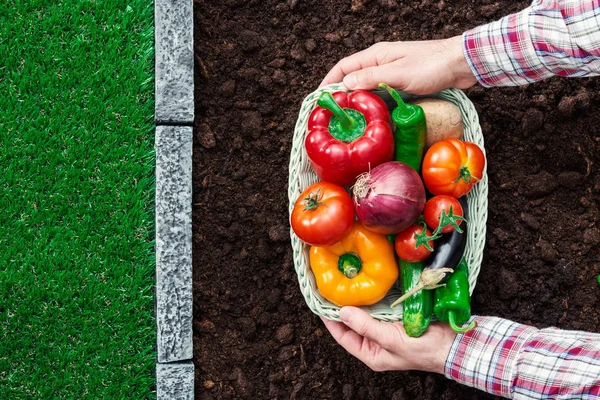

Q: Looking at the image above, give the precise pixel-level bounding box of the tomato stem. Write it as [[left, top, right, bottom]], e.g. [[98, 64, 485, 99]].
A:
[[414, 224, 440, 252], [432, 205, 467, 235], [448, 311, 477, 334], [455, 166, 472, 184], [302, 188, 324, 211]]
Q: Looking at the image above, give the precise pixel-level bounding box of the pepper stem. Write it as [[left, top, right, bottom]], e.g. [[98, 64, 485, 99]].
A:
[[318, 92, 356, 130], [378, 83, 410, 116], [338, 253, 362, 279], [448, 311, 477, 334]]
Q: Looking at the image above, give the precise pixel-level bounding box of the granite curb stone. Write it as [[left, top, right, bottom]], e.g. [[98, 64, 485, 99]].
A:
[[156, 125, 193, 363], [157, 362, 195, 400], [155, 0, 194, 123]]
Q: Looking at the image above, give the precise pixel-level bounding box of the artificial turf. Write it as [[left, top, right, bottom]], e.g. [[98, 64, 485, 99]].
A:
[[0, 1, 155, 397]]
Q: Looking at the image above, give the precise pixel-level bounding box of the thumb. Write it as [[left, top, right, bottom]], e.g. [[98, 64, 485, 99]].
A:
[[343, 64, 401, 90], [340, 306, 404, 350]]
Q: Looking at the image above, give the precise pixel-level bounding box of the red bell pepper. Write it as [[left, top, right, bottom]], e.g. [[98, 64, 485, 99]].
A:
[[305, 91, 395, 187]]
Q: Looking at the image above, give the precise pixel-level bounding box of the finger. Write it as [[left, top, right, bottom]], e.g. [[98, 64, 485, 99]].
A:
[[321, 315, 390, 369], [319, 46, 382, 87], [343, 63, 405, 91], [339, 306, 404, 350]]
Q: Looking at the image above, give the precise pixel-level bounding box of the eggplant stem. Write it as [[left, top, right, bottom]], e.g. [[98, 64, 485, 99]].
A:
[[390, 267, 454, 308]]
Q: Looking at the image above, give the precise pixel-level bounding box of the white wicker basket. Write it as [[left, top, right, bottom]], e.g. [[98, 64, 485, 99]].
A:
[[288, 83, 488, 322]]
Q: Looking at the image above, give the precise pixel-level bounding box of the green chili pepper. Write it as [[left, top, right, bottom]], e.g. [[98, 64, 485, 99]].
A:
[[433, 258, 477, 334], [378, 83, 427, 173]]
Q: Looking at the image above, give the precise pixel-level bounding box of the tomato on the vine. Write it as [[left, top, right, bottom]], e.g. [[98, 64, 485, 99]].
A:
[[422, 138, 485, 198], [424, 195, 464, 234], [291, 182, 354, 246], [394, 224, 435, 262]]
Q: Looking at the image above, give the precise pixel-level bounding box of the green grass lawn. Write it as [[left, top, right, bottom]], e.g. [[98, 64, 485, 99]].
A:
[[0, 1, 155, 397]]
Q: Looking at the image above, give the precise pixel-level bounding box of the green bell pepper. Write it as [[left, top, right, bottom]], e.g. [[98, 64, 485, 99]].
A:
[[378, 83, 427, 173], [433, 258, 477, 334]]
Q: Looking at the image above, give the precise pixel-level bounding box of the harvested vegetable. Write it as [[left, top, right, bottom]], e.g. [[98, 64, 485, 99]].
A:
[[379, 83, 427, 173], [422, 138, 485, 198], [353, 161, 425, 235], [305, 91, 394, 187], [434, 258, 477, 334], [394, 224, 435, 262], [423, 197, 469, 284], [411, 98, 464, 147], [424, 195, 465, 234], [399, 259, 433, 337], [291, 182, 354, 246], [309, 221, 398, 307]]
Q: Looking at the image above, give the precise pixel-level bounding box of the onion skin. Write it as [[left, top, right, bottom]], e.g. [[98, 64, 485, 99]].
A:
[[353, 161, 426, 235]]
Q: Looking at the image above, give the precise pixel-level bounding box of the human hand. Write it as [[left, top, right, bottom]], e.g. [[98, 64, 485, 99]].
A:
[[320, 36, 477, 94], [320, 306, 456, 374]]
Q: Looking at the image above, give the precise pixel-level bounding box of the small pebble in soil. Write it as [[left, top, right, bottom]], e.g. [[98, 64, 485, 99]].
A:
[[272, 69, 287, 85], [240, 111, 262, 139], [558, 95, 577, 117], [305, 38, 316, 53], [537, 240, 559, 263], [522, 171, 558, 198], [194, 319, 216, 333], [287, 0, 298, 9], [558, 171, 584, 189], [268, 58, 286, 68], [290, 46, 305, 61], [275, 323, 295, 345], [574, 89, 591, 110], [324, 32, 341, 42], [520, 212, 540, 231], [203, 380, 215, 390], [521, 108, 544, 134], [231, 367, 254, 397], [278, 345, 297, 361], [196, 122, 216, 149]]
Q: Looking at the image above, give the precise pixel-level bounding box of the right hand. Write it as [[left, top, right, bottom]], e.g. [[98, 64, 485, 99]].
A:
[[321, 306, 457, 374], [320, 36, 477, 95]]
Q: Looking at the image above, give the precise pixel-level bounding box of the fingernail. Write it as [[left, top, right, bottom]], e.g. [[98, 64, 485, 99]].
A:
[[343, 74, 357, 89], [340, 307, 355, 323]]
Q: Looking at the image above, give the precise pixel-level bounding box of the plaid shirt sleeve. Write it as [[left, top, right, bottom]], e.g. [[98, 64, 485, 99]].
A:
[[462, 0, 600, 87], [444, 316, 600, 399]]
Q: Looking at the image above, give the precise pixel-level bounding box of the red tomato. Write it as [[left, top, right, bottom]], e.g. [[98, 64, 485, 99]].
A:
[[291, 182, 354, 246], [424, 195, 464, 233], [394, 225, 434, 262], [422, 138, 485, 198]]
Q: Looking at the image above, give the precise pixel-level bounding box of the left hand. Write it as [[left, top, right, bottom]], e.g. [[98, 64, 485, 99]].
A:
[[320, 306, 456, 373]]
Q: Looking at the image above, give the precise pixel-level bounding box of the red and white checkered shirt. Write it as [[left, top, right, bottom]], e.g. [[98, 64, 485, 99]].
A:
[[462, 0, 600, 87], [445, 316, 600, 399]]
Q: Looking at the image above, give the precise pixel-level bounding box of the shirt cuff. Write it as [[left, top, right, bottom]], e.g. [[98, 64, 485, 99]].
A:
[[461, 7, 553, 87], [444, 316, 538, 398]]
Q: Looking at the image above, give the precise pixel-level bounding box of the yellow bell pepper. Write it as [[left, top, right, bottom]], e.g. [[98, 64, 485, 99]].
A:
[[309, 221, 398, 307]]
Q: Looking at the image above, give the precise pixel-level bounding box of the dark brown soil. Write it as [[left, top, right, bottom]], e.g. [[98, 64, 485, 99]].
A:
[[192, 1, 600, 398]]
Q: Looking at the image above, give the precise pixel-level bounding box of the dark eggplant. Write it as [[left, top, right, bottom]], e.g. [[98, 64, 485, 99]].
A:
[[422, 196, 468, 284]]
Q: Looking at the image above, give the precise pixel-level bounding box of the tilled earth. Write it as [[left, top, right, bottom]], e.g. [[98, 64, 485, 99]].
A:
[[192, 1, 600, 398]]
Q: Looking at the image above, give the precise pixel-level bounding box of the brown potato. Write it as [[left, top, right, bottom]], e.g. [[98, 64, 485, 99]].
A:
[[412, 98, 464, 147]]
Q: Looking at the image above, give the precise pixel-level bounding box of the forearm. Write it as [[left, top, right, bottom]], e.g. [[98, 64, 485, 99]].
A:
[[445, 316, 600, 399], [462, 0, 600, 87]]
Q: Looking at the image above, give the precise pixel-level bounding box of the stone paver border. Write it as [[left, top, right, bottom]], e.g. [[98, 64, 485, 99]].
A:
[[155, 0, 194, 398]]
